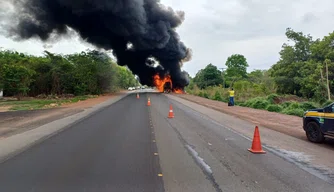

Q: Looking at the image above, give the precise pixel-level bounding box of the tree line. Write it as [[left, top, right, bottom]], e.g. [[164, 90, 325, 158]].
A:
[[0, 50, 139, 99], [188, 28, 334, 104]]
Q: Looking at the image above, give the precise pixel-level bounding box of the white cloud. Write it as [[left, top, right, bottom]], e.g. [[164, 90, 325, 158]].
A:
[[162, 0, 334, 76], [1, 0, 334, 77]]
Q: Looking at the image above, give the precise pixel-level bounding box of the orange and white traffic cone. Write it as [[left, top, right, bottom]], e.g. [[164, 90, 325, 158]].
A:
[[136, 93, 139, 99], [168, 104, 174, 118], [248, 126, 266, 154], [147, 97, 151, 106]]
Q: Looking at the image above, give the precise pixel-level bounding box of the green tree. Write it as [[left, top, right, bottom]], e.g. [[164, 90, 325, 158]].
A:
[[0, 49, 139, 97], [193, 64, 223, 89], [225, 54, 249, 86], [270, 28, 314, 97], [2, 64, 35, 100], [248, 70, 264, 84], [285, 28, 313, 62], [116, 66, 138, 89]]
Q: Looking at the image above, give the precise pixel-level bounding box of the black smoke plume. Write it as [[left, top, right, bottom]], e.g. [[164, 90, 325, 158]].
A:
[[1, 0, 191, 88]]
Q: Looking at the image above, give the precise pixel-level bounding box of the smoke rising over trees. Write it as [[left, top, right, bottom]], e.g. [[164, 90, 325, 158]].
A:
[[0, 0, 191, 88]]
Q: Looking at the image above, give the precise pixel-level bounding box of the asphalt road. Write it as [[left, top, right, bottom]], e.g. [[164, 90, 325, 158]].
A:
[[0, 92, 333, 192], [0, 94, 164, 192]]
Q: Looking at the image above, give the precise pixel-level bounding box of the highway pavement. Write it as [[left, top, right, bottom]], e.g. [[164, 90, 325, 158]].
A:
[[0, 92, 333, 192], [0, 93, 163, 192]]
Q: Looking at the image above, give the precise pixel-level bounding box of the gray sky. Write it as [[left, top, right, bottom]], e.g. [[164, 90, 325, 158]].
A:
[[1, 0, 334, 77]]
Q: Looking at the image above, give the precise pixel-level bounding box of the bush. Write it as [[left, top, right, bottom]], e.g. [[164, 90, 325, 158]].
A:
[[212, 91, 223, 101], [244, 97, 270, 109], [287, 102, 301, 109], [322, 100, 333, 107], [267, 94, 279, 104], [281, 101, 293, 108], [203, 92, 209, 99], [300, 102, 318, 111], [244, 97, 260, 107], [266, 104, 283, 112], [282, 108, 305, 117], [198, 91, 209, 98], [252, 100, 269, 109], [198, 92, 204, 97]]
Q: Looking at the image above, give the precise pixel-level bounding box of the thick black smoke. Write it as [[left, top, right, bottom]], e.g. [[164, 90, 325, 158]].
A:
[[1, 0, 191, 88]]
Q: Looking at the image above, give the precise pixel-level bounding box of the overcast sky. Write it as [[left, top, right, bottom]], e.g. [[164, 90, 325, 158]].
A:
[[1, 0, 334, 77]]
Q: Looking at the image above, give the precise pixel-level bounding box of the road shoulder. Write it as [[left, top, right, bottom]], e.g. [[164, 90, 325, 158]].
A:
[[0, 93, 124, 138]]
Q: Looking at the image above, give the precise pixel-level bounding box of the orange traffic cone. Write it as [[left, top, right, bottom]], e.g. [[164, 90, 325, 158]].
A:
[[248, 126, 266, 154], [147, 97, 151, 106], [168, 104, 174, 118], [136, 93, 139, 99]]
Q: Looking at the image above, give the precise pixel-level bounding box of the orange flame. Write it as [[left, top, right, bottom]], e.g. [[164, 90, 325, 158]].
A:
[[173, 88, 184, 94], [153, 74, 184, 94], [153, 74, 171, 92]]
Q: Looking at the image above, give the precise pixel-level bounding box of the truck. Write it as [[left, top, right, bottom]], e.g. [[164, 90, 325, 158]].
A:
[[163, 82, 172, 93], [303, 102, 334, 143]]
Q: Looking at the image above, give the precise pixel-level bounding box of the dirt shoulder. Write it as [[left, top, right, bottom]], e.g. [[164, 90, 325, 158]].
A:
[[174, 93, 305, 140], [0, 93, 125, 138]]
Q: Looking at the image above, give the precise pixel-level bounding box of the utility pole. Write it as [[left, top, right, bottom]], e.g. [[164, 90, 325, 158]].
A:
[[219, 68, 226, 88]]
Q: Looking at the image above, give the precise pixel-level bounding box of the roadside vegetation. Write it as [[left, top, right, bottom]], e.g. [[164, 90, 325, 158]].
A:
[[0, 95, 97, 111], [186, 28, 334, 117], [0, 49, 139, 110]]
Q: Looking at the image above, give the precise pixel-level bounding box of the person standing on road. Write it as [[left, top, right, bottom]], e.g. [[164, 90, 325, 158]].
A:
[[229, 88, 235, 106]]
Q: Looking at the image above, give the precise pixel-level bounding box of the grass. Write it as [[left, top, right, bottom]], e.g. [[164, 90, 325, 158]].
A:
[[0, 95, 97, 111], [186, 86, 330, 117]]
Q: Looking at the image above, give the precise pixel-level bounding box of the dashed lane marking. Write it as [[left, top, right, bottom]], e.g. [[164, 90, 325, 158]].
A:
[[154, 153, 158, 156], [158, 174, 163, 177]]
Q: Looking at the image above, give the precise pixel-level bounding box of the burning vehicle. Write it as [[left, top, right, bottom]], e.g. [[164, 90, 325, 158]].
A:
[[153, 74, 184, 94], [164, 82, 172, 93]]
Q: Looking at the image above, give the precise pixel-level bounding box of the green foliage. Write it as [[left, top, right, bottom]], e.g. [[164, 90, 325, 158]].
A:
[[116, 66, 138, 89], [322, 100, 333, 107], [284, 102, 302, 111], [198, 91, 204, 97], [266, 104, 283, 112], [300, 102, 318, 111], [267, 94, 279, 104], [203, 92, 209, 99], [0, 95, 94, 111], [0, 49, 138, 97], [270, 28, 334, 100], [282, 108, 305, 117], [225, 54, 249, 85], [281, 101, 293, 108], [212, 91, 223, 101], [1, 64, 35, 100], [193, 64, 223, 89], [248, 97, 270, 109]]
